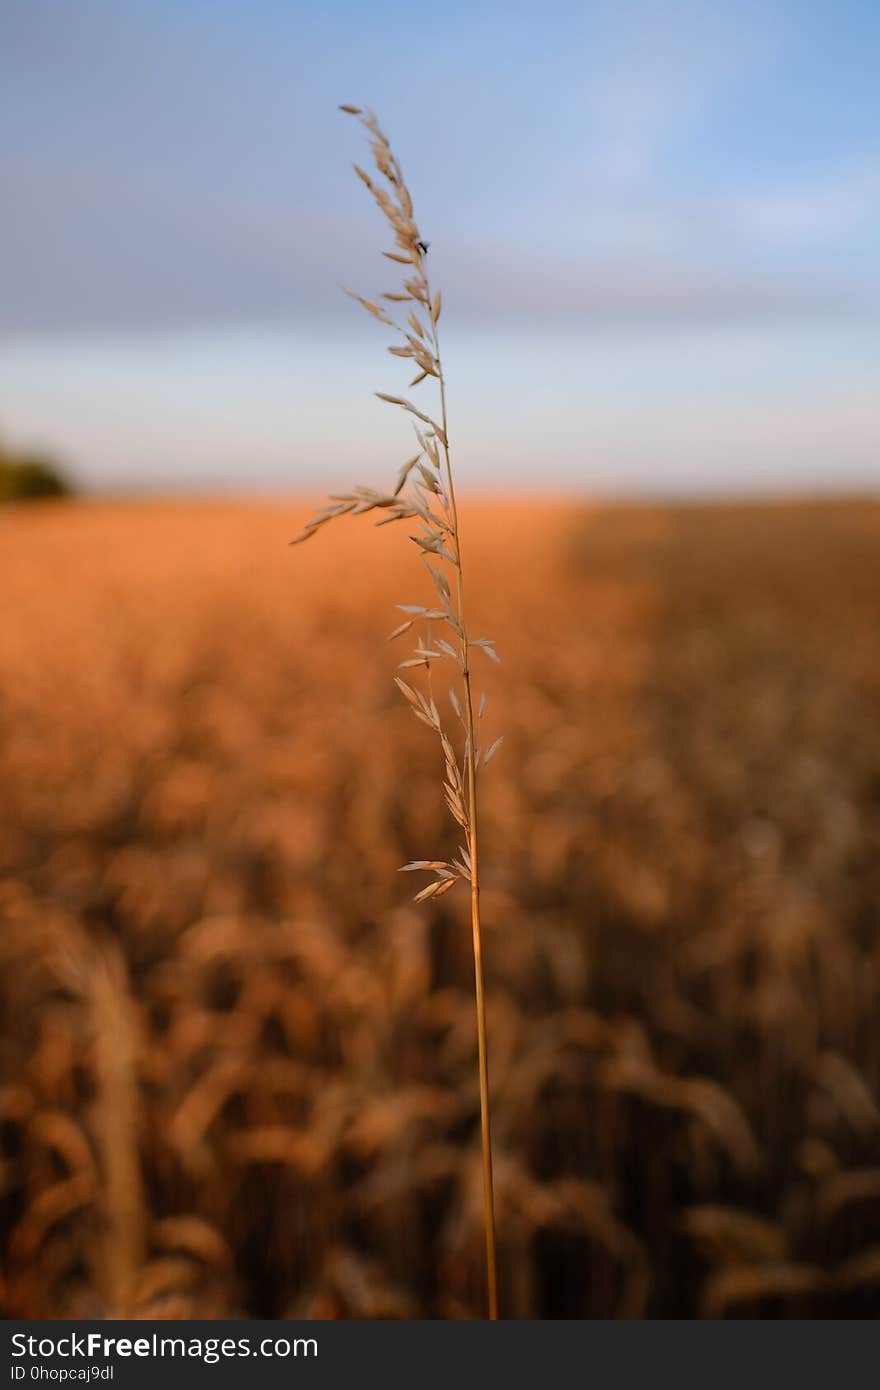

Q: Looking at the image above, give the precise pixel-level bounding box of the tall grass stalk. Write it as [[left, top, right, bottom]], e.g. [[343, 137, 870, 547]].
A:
[[292, 105, 499, 1318]]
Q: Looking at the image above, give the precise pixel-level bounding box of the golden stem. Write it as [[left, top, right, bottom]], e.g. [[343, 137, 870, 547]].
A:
[[428, 295, 498, 1320]]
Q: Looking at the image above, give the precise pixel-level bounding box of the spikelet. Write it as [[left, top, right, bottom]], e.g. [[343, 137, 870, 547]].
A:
[[290, 108, 501, 903]]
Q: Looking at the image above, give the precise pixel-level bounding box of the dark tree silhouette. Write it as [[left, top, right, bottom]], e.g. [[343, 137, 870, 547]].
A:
[[0, 444, 74, 502]]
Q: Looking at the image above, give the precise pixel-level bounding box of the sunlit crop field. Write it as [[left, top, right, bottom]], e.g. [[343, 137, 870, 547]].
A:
[[2, 497, 879, 1318]]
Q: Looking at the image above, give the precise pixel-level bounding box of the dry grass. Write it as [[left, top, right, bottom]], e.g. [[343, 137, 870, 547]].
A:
[[1, 496, 879, 1318], [293, 104, 500, 1315]]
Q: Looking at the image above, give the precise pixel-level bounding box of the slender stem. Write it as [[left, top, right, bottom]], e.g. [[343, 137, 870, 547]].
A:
[[465, 758, 499, 1321], [330, 113, 499, 1316], [427, 300, 498, 1320]]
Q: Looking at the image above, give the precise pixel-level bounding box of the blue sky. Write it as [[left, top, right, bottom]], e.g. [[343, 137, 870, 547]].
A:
[[2, 0, 878, 494]]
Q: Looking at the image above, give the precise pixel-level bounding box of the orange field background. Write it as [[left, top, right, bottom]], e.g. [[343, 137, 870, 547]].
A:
[[2, 496, 880, 1318]]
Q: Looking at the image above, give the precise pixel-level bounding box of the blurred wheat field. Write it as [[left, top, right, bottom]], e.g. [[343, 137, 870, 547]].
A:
[[2, 496, 879, 1319]]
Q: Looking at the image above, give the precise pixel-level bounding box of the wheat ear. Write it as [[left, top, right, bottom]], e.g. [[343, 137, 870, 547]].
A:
[[292, 105, 499, 1319], [89, 946, 146, 1316]]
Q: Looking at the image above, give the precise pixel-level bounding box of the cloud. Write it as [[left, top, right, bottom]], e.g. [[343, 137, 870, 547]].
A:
[[432, 239, 873, 328], [1, 139, 871, 338], [2, 0, 876, 336], [584, 0, 773, 193], [730, 160, 880, 246]]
